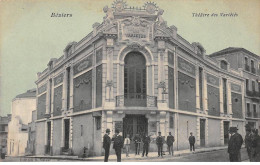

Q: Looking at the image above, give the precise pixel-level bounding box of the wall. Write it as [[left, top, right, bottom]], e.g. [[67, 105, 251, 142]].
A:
[[52, 119, 62, 155], [72, 113, 94, 156], [35, 121, 45, 155], [208, 118, 221, 147], [177, 114, 197, 150]]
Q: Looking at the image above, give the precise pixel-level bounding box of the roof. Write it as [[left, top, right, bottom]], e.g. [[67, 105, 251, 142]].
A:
[[209, 47, 260, 59], [15, 88, 36, 99]]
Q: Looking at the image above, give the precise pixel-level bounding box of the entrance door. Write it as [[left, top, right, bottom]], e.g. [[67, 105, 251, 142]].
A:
[[64, 119, 70, 150], [123, 115, 148, 152], [224, 121, 229, 145], [124, 52, 146, 107], [200, 119, 205, 147], [46, 121, 51, 154]]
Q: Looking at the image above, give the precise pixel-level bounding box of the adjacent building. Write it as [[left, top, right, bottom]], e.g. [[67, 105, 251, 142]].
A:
[[7, 89, 36, 156], [210, 47, 260, 131], [34, 1, 256, 157], [0, 115, 11, 156]]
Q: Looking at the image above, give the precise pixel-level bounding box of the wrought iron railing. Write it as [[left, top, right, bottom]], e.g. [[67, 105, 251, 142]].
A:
[[253, 113, 258, 118], [116, 93, 157, 107], [246, 90, 260, 98]]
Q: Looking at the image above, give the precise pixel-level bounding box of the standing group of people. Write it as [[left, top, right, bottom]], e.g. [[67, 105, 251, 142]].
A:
[[228, 126, 260, 162], [102, 130, 177, 162], [245, 126, 260, 162]]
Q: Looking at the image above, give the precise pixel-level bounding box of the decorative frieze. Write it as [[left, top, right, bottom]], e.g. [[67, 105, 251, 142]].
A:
[[73, 55, 93, 75], [207, 73, 219, 86], [231, 83, 241, 93], [38, 84, 47, 95], [54, 73, 64, 86], [177, 57, 196, 76]]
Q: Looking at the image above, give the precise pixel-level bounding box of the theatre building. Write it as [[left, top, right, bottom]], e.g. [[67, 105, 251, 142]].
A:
[[35, 1, 248, 156]]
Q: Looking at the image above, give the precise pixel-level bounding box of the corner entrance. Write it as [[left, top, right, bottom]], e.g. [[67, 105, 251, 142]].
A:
[[123, 115, 148, 138], [123, 115, 148, 152]]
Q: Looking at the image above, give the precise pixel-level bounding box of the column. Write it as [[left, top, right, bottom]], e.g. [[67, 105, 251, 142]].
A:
[[69, 64, 74, 111], [159, 111, 167, 137], [174, 113, 178, 150], [205, 118, 209, 147], [50, 120, 53, 155], [106, 111, 113, 135], [203, 72, 208, 113], [195, 66, 200, 112], [219, 77, 224, 115], [174, 47, 178, 110], [220, 120, 224, 146], [196, 117, 201, 146], [63, 69, 67, 111], [227, 80, 233, 115], [60, 119, 64, 153], [69, 117, 73, 154]]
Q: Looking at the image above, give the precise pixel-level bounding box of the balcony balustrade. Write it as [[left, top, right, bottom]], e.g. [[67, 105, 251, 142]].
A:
[[116, 93, 157, 107]]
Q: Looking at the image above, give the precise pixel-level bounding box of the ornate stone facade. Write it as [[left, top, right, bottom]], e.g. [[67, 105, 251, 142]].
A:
[[33, 0, 257, 157]]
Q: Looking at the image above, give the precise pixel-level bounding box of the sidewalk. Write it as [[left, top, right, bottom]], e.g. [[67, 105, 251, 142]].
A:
[[25, 145, 228, 161]]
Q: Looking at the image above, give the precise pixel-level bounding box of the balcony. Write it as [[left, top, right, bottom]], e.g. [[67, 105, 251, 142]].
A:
[[245, 65, 250, 72], [253, 113, 258, 118], [116, 93, 157, 107], [246, 90, 260, 98]]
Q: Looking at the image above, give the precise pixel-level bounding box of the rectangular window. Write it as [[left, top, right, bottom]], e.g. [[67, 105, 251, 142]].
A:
[[223, 78, 227, 114], [169, 115, 174, 129], [245, 57, 249, 71], [96, 117, 101, 130], [199, 67, 203, 110], [246, 79, 249, 91], [252, 81, 256, 91], [253, 104, 257, 118], [251, 60, 255, 73], [66, 67, 70, 110], [247, 103, 251, 117]]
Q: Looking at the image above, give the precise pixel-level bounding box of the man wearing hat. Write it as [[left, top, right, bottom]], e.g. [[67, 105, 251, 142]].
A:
[[227, 127, 243, 162], [156, 132, 164, 157], [112, 129, 124, 162], [166, 132, 175, 156], [103, 128, 111, 162]]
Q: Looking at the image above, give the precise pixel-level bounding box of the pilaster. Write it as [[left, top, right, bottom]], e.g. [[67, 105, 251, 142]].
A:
[[159, 111, 167, 137], [69, 63, 74, 111], [195, 66, 200, 112], [203, 72, 208, 113]]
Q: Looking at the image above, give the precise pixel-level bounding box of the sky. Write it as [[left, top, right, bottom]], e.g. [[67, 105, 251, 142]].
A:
[[0, 0, 260, 116]]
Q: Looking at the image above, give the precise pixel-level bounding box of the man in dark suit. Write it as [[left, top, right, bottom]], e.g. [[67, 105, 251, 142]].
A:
[[156, 132, 164, 157], [133, 134, 141, 155], [228, 127, 243, 162], [103, 128, 111, 162], [142, 133, 151, 157], [189, 132, 196, 152], [166, 132, 175, 156], [112, 129, 124, 162]]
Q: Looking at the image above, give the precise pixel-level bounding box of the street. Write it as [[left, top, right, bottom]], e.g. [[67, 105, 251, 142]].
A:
[[1, 148, 249, 162], [134, 148, 249, 162]]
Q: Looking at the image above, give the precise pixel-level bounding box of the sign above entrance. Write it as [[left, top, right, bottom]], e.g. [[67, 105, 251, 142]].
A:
[[120, 16, 153, 43]]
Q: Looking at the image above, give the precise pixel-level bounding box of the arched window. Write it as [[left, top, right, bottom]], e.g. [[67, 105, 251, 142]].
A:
[[124, 52, 146, 107], [220, 60, 228, 70]]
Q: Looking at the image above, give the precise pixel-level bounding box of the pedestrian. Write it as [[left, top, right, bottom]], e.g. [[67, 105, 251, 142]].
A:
[[245, 125, 253, 161], [103, 128, 111, 162], [133, 134, 141, 155], [188, 132, 195, 152], [112, 129, 124, 162], [142, 133, 151, 157], [251, 129, 260, 162], [166, 132, 175, 156], [124, 134, 131, 157], [156, 131, 164, 157], [227, 127, 243, 162]]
